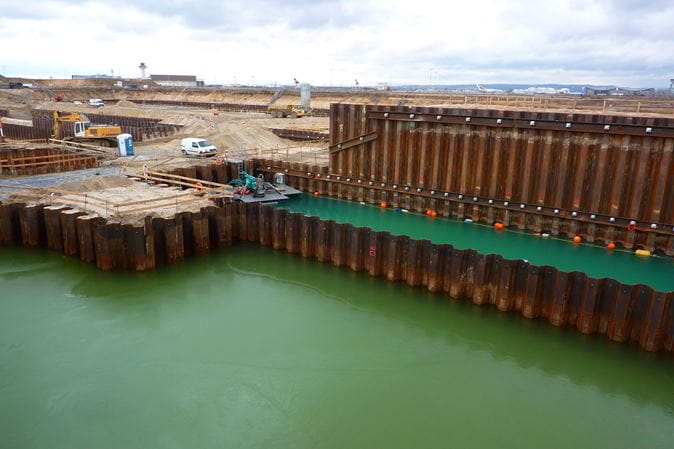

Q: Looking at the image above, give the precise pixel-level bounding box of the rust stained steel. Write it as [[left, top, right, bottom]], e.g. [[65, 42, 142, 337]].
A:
[[328, 132, 377, 154], [0, 147, 98, 175], [269, 128, 329, 141], [327, 104, 674, 239], [367, 110, 674, 138], [113, 99, 268, 113], [1, 198, 672, 353], [1, 123, 52, 142], [254, 159, 674, 255], [101, 99, 331, 117], [30, 110, 183, 142]]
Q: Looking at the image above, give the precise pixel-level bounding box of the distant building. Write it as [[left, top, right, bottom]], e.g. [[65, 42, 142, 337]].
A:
[[584, 86, 656, 97], [71, 74, 120, 80], [512, 87, 572, 95], [150, 74, 203, 87]]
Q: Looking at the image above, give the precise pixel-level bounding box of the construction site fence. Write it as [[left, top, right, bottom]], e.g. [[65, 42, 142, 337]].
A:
[[225, 146, 329, 165], [428, 94, 674, 116], [1, 198, 671, 353]]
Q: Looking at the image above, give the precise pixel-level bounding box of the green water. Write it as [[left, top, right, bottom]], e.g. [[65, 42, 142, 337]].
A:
[[1, 246, 673, 449], [279, 195, 674, 292]]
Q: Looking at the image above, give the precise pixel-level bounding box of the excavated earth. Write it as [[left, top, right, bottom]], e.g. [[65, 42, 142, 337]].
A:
[[8, 175, 216, 226]]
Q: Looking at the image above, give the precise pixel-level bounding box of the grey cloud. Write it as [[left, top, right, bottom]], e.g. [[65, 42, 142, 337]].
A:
[[1, 0, 355, 31], [607, 0, 670, 10], [100, 0, 364, 32], [0, 2, 52, 20], [3, 0, 674, 86]]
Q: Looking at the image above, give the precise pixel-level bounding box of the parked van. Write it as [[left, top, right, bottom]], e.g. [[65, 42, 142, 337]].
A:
[[180, 138, 217, 156], [88, 98, 104, 107]]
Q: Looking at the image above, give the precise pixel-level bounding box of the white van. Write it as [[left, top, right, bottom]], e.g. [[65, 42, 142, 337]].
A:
[[89, 98, 104, 107], [180, 138, 217, 156]]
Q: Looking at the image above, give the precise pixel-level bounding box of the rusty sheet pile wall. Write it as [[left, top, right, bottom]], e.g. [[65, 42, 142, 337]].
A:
[[30, 110, 183, 142], [327, 104, 674, 254], [270, 128, 329, 141], [1, 199, 672, 353], [164, 160, 254, 185], [111, 99, 268, 113], [98, 99, 332, 117], [0, 123, 52, 142], [0, 147, 98, 175], [254, 159, 674, 256]]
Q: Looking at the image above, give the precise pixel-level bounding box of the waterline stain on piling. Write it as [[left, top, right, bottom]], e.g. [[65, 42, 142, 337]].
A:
[[279, 194, 674, 292]]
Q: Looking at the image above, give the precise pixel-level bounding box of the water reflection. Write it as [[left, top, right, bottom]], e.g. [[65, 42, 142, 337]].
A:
[[26, 245, 671, 414], [280, 195, 674, 291]]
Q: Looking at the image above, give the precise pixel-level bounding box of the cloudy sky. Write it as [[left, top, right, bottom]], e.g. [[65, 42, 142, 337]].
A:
[[1, 0, 673, 87]]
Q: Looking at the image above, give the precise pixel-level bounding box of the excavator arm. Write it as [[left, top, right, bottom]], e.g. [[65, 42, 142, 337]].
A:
[[51, 110, 120, 146], [52, 111, 91, 139], [53, 111, 90, 122]]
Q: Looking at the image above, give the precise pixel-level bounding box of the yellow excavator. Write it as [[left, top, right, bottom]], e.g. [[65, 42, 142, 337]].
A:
[[268, 104, 308, 118], [52, 111, 122, 147]]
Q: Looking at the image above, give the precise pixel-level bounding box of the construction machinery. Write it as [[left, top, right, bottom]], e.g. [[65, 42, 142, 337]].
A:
[[268, 104, 309, 118], [228, 171, 301, 203], [52, 111, 121, 147]]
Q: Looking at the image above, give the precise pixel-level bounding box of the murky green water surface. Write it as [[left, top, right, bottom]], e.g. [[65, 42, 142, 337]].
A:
[[1, 246, 673, 449], [279, 195, 674, 291]]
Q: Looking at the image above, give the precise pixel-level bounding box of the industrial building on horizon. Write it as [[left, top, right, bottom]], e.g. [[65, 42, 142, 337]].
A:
[[149, 74, 204, 87], [583, 86, 656, 96], [71, 74, 121, 80]]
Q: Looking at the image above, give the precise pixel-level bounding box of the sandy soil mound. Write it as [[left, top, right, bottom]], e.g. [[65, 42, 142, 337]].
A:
[[56, 175, 136, 192], [10, 175, 218, 225], [114, 99, 138, 108]]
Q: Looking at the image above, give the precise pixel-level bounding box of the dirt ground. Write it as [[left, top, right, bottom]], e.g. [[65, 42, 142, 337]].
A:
[[10, 85, 669, 174], [9, 175, 217, 225], [6, 84, 674, 118], [0, 89, 37, 120], [33, 101, 329, 164]]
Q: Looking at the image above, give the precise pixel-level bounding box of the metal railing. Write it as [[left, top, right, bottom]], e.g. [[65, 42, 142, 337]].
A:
[[225, 143, 329, 165]]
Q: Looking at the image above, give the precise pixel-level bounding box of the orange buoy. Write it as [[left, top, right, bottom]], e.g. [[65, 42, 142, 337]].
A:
[[573, 236, 582, 244], [380, 201, 388, 208], [494, 222, 504, 231], [430, 210, 437, 217], [314, 191, 320, 196], [426, 210, 432, 216], [607, 243, 616, 250]]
